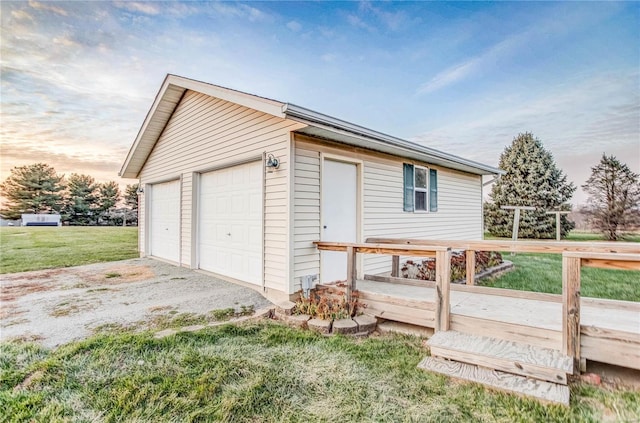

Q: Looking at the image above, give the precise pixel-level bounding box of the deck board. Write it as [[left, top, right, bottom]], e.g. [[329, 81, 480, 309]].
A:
[[418, 356, 570, 405], [356, 279, 640, 334]]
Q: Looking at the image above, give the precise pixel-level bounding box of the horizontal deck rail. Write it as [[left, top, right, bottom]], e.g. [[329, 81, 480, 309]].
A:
[[365, 237, 640, 285], [316, 238, 640, 373]]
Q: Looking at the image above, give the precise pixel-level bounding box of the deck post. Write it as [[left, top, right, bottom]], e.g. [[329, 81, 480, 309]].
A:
[[466, 250, 475, 285], [346, 246, 357, 303], [562, 254, 581, 374], [435, 249, 452, 332], [391, 255, 400, 277]]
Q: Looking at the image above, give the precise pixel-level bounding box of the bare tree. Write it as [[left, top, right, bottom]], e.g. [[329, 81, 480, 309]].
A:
[[581, 154, 640, 240]]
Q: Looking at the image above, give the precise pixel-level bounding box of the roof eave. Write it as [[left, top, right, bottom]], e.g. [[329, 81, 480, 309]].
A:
[[283, 103, 503, 176]]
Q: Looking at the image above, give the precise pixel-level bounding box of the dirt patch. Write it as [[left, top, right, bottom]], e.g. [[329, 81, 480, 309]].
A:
[[148, 305, 174, 313], [1, 268, 65, 282], [14, 370, 44, 392], [1, 281, 57, 302], [77, 265, 155, 285], [1, 258, 274, 347], [50, 298, 100, 317], [0, 302, 24, 320]]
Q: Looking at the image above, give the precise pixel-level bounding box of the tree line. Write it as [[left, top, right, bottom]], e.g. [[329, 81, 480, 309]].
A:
[[484, 133, 639, 241], [0, 163, 139, 226]]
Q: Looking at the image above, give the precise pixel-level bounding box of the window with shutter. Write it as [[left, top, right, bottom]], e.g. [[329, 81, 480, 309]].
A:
[[403, 164, 438, 213]]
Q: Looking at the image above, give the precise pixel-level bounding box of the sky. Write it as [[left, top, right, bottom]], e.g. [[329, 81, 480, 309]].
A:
[[1, 1, 638, 206]]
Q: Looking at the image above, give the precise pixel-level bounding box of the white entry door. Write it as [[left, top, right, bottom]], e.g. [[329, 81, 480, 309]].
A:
[[198, 161, 262, 285], [149, 180, 180, 263], [321, 159, 358, 283]]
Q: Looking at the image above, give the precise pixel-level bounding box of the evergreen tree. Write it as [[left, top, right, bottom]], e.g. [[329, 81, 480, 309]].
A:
[[64, 174, 97, 225], [122, 183, 139, 226], [485, 133, 576, 238], [96, 181, 121, 224], [0, 163, 65, 219], [581, 154, 640, 240], [124, 183, 139, 210]]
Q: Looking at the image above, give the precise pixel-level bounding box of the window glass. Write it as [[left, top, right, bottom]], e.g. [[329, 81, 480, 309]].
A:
[[415, 191, 427, 211], [415, 167, 427, 189]]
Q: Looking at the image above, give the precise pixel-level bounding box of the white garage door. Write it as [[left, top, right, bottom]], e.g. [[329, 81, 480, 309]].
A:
[[149, 180, 180, 263], [199, 161, 262, 285]]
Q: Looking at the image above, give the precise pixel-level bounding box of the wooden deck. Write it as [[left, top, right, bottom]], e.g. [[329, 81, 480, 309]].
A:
[[314, 239, 639, 403], [352, 279, 640, 369]]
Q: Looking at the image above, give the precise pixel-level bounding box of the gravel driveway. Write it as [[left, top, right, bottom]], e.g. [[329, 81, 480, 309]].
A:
[[1, 258, 273, 348]]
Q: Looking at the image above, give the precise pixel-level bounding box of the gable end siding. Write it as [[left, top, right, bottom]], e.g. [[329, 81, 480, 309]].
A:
[[139, 90, 305, 294]]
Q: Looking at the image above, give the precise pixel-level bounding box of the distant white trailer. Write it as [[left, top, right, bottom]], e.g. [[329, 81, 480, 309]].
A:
[[21, 214, 62, 227]]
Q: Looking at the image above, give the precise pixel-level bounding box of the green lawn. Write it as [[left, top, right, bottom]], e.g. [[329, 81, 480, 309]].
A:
[[480, 231, 639, 302], [484, 230, 640, 243], [0, 227, 138, 274], [2, 322, 638, 423], [482, 253, 640, 302]]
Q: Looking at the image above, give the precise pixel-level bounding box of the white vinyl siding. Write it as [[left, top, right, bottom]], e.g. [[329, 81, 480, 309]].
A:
[[363, 160, 482, 275], [292, 147, 321, 292], [292, 135, 483, 282], [139, 90, 305, 294]]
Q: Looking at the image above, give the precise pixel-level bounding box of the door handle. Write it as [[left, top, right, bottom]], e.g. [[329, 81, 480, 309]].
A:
[[323, 225, 327, 229], [227, 233, 231, 236]]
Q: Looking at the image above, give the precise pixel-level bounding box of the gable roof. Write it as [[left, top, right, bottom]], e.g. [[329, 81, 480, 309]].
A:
[[120, 74, 502, 178]]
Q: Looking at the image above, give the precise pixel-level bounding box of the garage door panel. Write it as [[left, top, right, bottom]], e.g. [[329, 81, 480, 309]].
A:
[[199, 161, 262, 285], [150, 180, 180, 263]]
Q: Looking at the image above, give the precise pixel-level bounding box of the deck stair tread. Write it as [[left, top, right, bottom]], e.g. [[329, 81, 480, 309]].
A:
[[427, 330, 573, 384], [418, 356, 570, 405], [427, 331, 574, 382]]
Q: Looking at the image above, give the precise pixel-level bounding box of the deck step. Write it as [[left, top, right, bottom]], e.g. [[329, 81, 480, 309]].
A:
[[427, 331, 574, 384], [418, 356, 570, 406]]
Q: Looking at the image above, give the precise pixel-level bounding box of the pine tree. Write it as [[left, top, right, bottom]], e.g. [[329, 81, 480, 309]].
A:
[[581, 154, 640, 240], [64, 174, 97, 225], [124, 183, 139, 210], [0, 163, 65, 220], [95, 181, 121, 224], [485, 133, 576, 238]]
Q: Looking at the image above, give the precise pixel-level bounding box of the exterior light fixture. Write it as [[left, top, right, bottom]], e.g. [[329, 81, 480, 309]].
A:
[[137, 185, 144, 194], [266, 153, 280, 170]]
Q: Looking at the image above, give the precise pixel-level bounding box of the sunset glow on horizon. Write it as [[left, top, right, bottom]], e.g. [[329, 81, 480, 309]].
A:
[[1, 1, 638, 205]]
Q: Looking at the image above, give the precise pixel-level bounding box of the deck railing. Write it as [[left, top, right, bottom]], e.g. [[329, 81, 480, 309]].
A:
[[314, 239, 640, 373]]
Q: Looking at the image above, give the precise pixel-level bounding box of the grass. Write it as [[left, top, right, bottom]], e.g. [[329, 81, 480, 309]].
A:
[[479, 230, 639, 301], [482, 253, 640, 302], [2, 322, 639, 423], [0, 227, 138, 274], [484, 230, 640, 243]]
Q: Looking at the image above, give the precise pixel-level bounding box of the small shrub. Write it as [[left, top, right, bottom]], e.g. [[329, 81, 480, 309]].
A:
[[294, 288, 362, 320], [401, 251, 503, 282]]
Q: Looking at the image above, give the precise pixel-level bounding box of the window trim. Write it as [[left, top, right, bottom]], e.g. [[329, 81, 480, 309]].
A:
[[403, 163, 437, 213], [413, 166, 428, 212]]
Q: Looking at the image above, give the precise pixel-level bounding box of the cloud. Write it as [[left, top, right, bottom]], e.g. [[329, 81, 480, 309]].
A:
[[416, 33, 524, 95], [114, 1, 160, 15], [347, 14, 374, 32], [209, 2, 268, 22], [411, 70, 640, 204], [416, 4, 622, 95], [11, 9, 33, 21], [28, 0, 67, 16], [359, 1, 407, 31], [287, 20, 302, 32]]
